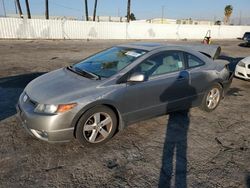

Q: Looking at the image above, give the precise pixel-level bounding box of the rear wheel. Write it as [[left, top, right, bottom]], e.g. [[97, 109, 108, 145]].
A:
[[201, 84, 222, 112], [76, 106, 117, 146]]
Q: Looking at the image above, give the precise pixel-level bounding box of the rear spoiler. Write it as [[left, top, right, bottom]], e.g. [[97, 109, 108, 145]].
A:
[[184, 44, 221, 60]]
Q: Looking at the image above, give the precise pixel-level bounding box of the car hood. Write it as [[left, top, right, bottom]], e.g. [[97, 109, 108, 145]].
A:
[[25, 68, 102, 104]]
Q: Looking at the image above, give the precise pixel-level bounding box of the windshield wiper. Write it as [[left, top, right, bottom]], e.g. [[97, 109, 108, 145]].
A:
[[67, 66, 101, 80]]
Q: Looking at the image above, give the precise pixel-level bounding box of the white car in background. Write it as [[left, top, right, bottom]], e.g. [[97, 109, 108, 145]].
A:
[[235, 57, 250, 80]]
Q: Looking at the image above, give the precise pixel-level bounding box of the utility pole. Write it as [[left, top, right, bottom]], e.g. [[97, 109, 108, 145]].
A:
[[1, 0, 6, 17], [14, 0, 18, 14], [93, 0, 97, 21], [45, 0, 49, 19], [127, 0, 131, 22], [117, 7, 120, 17], [239, 11, 242, 25], [84, 0, 88, 21], [25, 0, 31, 19], [16, 0, 23, 18], [161, 5, 165, 24]]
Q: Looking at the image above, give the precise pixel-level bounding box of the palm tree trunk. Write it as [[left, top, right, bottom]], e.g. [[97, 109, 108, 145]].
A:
[[16, 0, 23, 18], [93, 0, 98, 21], [127, 0, 131, 22], [25, 0, 31, 19], [84, 0, 89, 21], [45, 0, 49, 19]]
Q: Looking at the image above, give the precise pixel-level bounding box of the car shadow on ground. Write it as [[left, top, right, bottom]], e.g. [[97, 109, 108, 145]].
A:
[[226, 87, 244, 96], [218, 55, 244, 72], [238, 43, 250, 48], [0, 72, 46, 121]]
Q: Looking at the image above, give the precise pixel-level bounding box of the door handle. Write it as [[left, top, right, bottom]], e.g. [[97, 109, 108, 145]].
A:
[[177, 75, 187, 81], [177, 71, 189, 81]]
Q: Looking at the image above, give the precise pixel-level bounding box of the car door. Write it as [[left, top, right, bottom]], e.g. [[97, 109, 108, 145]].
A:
[[121, 51, 196, 123], [184, 52, 210, 105]]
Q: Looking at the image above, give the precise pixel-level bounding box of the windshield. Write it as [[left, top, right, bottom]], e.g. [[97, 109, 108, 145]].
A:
[[243, 33, 250, 38], [73, 47, 147, 78]]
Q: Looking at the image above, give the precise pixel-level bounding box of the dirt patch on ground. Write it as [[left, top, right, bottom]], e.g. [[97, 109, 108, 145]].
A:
[[0, 39, 250, 187]]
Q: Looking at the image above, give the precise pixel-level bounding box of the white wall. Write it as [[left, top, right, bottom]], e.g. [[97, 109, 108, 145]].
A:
[[0, 18, 249, 40]]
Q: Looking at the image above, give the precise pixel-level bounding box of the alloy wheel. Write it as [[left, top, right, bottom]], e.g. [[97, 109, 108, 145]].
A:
[[83, 112, 113, 143], [206, 88, 220, 109]]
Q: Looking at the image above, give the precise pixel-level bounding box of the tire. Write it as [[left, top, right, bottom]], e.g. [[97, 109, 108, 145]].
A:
[[200, 84, 223, 112], [76, 105, 117, 146]]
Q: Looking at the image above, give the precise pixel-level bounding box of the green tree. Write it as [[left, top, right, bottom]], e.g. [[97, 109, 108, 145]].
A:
[[224, 5, 233, 24], [130, 13, 136, 20]]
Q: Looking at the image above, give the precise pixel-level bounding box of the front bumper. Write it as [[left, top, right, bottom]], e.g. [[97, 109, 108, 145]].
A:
[[16, 99, 75, 143]]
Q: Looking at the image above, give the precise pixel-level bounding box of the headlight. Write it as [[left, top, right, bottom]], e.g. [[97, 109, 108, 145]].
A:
[[34, 103, 77, 114], [35, 104, 58, 114], [238, 61, 245, 68]]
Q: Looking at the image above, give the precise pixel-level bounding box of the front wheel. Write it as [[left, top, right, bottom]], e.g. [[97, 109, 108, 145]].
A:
[[76, 106, 117, 146], [200, 84, 222, 112]]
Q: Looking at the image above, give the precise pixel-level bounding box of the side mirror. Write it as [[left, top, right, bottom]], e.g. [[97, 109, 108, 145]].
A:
[[127, 73, 147, 83]]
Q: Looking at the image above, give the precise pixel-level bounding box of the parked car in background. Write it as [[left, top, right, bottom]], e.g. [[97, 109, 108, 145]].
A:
[[235, 56, 250, 80], [242, 32, 250, 45], [16, 43, 233, 146]]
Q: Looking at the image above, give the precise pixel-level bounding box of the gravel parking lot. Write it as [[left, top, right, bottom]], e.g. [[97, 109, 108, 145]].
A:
[[0, 39, 250, 188]]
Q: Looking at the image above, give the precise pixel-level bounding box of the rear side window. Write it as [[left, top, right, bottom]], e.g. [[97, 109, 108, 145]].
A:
[[132, 51, 184, 78], [186, 54, 205, 68]]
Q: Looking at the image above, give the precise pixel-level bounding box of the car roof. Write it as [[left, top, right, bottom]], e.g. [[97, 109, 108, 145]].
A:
[[118, 42, 221, 59], [117, 42, 165, 51]]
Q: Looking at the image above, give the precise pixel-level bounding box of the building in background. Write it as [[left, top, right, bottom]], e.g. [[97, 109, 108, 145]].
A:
[[88, 16, 127, 22], [176, 18, 214, 25], [133, 18, 215, 25]]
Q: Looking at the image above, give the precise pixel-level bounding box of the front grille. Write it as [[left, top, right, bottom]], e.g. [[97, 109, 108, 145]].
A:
[[248, 64, 250, 69]]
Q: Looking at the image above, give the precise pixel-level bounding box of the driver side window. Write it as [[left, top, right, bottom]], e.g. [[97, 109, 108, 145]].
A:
[[133, 51, 184, 78]]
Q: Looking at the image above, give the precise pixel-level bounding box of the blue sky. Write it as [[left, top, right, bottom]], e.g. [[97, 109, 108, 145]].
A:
[[1, 0, 249, 21]]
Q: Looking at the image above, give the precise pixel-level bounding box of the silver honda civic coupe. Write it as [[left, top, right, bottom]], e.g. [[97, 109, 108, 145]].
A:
[[16, 43, 233, 146]]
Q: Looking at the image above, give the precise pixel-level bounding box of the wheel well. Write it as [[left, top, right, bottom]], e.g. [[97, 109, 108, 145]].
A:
[[217, 82, 224, 97], [102, 104, 120, 134], [73, 104, 120, 138], [218, 82, 223, 89]]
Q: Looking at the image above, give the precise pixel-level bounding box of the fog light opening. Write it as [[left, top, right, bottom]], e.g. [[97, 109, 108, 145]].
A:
[[30, 129, 48, 141]]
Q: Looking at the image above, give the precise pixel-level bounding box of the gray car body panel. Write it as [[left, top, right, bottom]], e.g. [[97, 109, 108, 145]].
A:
[[17, 43, 232, 142]]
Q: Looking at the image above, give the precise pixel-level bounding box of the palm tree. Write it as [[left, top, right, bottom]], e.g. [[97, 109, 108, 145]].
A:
[[25, 0, 31, 19], [84, 0, 89, 21], [93, 0, 98, 21], [127, 0, 131, 22], [224, 5, 233, 24], [45, 0, 49, 19], [16, 0, 23, 18]]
